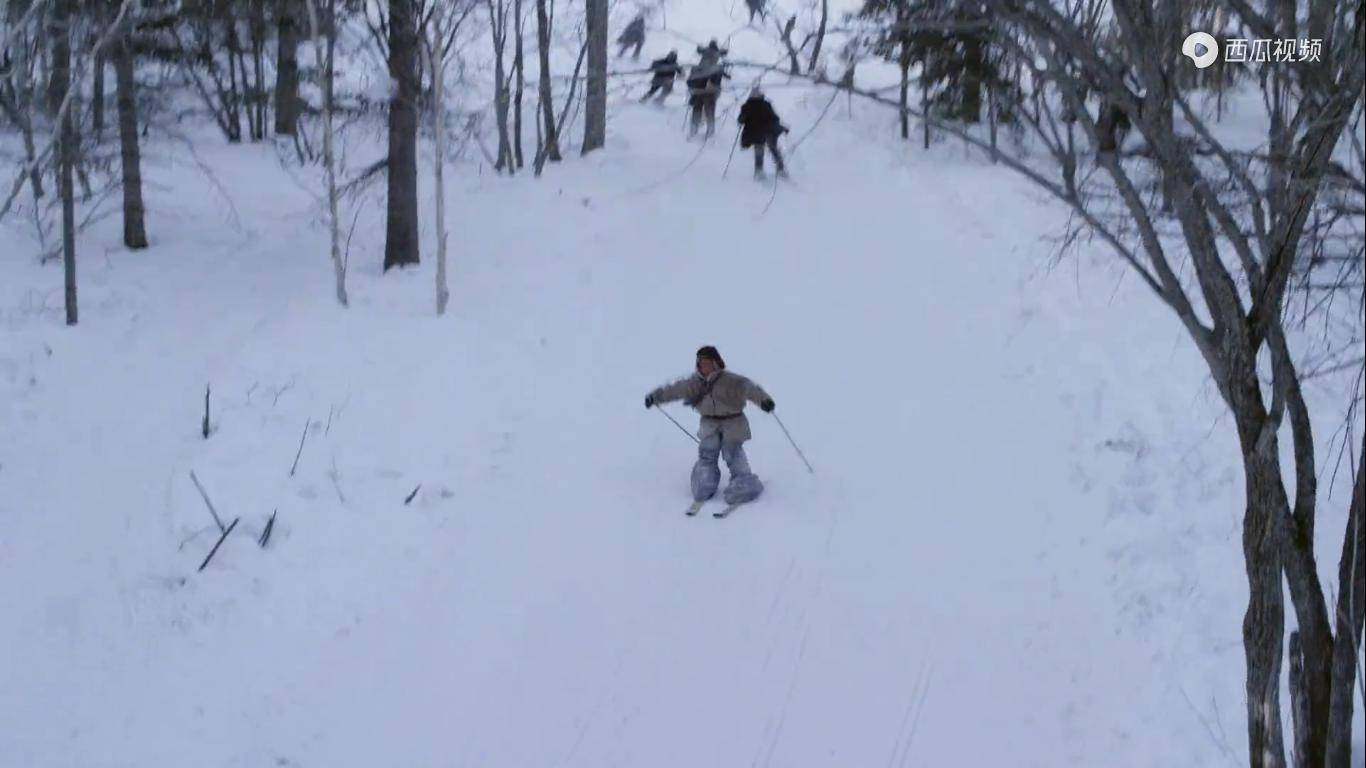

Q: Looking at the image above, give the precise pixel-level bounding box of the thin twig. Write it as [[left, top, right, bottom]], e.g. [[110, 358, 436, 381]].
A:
[[188, 471, 227, 532], [258, 509, 276, 548], [198, 517, 240, 572], [289, 420, 309, 476]]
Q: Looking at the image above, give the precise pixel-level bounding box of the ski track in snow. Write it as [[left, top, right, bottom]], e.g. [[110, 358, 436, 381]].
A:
[[3, 4, 1363, 766]]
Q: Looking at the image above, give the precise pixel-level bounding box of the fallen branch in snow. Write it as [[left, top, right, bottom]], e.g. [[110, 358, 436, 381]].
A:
[[269, 379, 296, 407], [201, 385, 212, 439], [188, 471, 227, 532], [197, 517, 240, 572], [404, 485, 422, 505], [289, 420, 309, 477], [328, 457, 346, 504], [258, 509, 277, 548]]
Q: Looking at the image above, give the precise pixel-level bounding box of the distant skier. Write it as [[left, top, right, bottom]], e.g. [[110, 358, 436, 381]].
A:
[[640, 50, 684, 103], [618, 14, 646, 59], [644, 346, 774, 506], [745, 0, 766, 23], [687, 41, 730, 138], [738, 86, 788, 179], [696, 39, 728, 68]]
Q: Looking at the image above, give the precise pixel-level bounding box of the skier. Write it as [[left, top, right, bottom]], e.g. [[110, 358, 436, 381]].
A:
[[640, 50, 684, 103], [686, 42, 730, 138], [745, 0, 766, 23], [696, 38, 728, 68], [738, 86, 789, 179], [617, 14, 646, 59], [644, 346, 775, 506]]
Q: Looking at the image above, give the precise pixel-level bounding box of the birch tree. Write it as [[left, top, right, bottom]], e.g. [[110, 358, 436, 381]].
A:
[[301, 0, 347, 305]]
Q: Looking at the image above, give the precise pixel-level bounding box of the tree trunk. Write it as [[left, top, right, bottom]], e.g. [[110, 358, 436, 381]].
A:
[[224, 20, 246, 143], [807, 0, 827, 75], [1238, 410, 1289, 768], [898, 48, 909, 141], [1, 69, 44, 199], [249, 0, 269, 139], [581, 0, 606, 154], [1289, 631, 1311, 768], [1325, 435, 1365, 767], [92, 53, 105, 138], [114, 32, 148, 250], [920, 59, 929, 150], [51, 0, 77, 324], [490, 0, 512, 171], [779, 16, 799, 76], [513, 0, 525, 168], [534, 0, 560, 162], [384, 0, 420, 270], [422, 28, 450, 315], [961, 32, 983, 123], [302, 0, 347, 305], [275, 0, 301, 135]]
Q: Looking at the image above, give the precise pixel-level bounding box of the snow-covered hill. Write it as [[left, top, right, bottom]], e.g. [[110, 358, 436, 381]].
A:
[[2, 2, 1361, 766]]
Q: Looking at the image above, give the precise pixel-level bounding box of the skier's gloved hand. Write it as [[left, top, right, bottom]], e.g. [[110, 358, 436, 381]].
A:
[[760, 398, 775, 412], [644, 394, 655, 409]]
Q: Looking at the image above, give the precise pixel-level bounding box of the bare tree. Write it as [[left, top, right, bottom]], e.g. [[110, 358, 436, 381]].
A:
[[487, 0, 513, 171], [1, 8, 45, 202], [581, 0, 605, 153], [979, 2, 1365, 764], [245, 0, 269, 139], [385, 0, 420, 269], [301, 0, 347, 304], [775, 14, 802, 75], [113, 12, 146, 249], [533, 0, 560, 162], [420, 0, 474, 313], [512, 0, 525, 168], [51, 0, 77, 324], [763, 0, 1364, 762], [275, 0, 301, 135], [807, 0, 828, 75]]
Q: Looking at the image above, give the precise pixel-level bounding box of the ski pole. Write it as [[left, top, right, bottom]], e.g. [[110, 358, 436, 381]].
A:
[[722, 127, 741, 178], [770, 412, 814, 474], [654, 405, 700, 444]]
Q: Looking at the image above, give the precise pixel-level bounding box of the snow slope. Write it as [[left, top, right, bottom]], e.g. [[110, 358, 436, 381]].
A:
[[2, 3, 1362, 766]]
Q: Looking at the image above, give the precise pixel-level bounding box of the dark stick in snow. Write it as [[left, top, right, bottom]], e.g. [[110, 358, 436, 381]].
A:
[[404, 485, 422, 505], [328, 458, 346, 504], [258, 509, 276, 548], [198, 517, 240, 572], [202, 385, 211, 438], [189, 471, 227, 531], [289, 420, 309, 476]]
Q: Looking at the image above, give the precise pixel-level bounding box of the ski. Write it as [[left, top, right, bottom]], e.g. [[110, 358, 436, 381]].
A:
[[685, 500, 706, 516], [713, 503, 745, 519]]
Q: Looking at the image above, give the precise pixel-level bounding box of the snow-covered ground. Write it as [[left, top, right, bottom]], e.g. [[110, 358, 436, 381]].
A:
[[2, 2, 1362, 766]]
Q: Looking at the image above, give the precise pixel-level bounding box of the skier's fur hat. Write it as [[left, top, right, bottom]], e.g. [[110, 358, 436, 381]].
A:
[[696, 346, 726, 369]]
